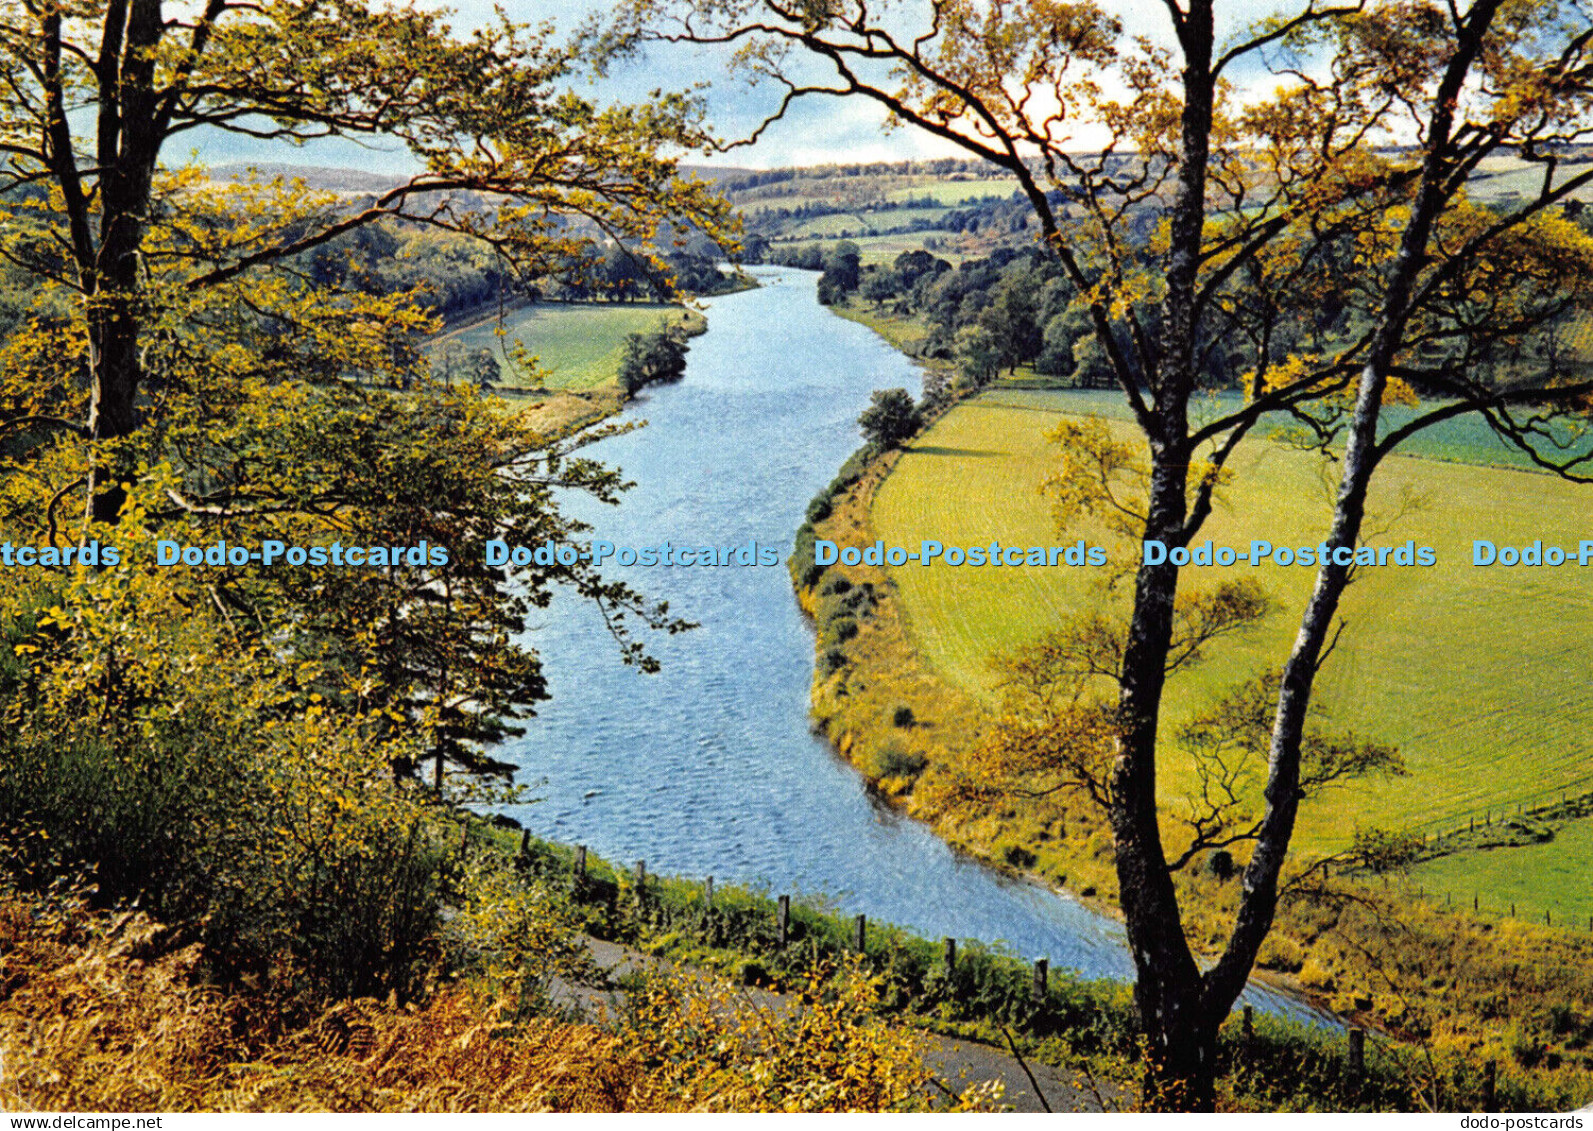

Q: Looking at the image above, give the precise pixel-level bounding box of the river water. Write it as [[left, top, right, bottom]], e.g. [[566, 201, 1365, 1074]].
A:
[[499, 267, 1322, 1021]]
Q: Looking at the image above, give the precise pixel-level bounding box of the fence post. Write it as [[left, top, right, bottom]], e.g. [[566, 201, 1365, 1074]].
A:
[[854, 914, 867, 952], [1482, 1059, 1497, 1113], [777, 895, 790, 947], [943, 937, 957, 971], [1347, 1026, 1365, 1083], [1242, 1005, 1254, 1055], [518, 829, 530, 861], [704, 874, 713, 910], [634, 859, 646, 910], [1032, 958, 1049, 1000]]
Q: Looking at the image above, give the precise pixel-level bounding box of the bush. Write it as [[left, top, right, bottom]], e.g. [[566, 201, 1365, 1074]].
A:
[[871, 742, 928, 779], [791, 524, 825, 589], [857, 388, 922, 450], [1207, 849, 1236, 881], [0, 585, 455, 1000], [821, 615, 859, 647], [617, 323, 689, 396], [1002, 843, 1037, 869]]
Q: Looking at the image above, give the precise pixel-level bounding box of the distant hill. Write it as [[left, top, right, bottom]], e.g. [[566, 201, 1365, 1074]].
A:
[[208, 163, 408, 193]]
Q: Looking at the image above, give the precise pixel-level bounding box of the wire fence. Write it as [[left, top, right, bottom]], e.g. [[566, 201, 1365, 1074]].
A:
[[1400, 772, 1593, 842], [1362, 775, 1593, 930]]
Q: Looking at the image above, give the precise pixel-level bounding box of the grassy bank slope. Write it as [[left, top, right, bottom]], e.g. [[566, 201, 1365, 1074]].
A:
[[870, 388, 1593, 919], [433, 302, 703, 390]]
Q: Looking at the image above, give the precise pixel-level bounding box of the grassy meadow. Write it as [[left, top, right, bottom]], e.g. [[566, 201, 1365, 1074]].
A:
[[431, 301, 699, 390], [883, 178, 1021, 205], [870, 388, 1593, 919]]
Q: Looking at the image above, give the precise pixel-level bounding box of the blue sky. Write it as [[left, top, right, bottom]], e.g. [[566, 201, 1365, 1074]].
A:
[[195, 0, 1293, 173]]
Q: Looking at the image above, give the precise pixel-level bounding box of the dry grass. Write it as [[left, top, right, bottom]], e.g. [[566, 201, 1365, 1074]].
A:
[[0, 891, 638, 1112], [0, 887, 965, 1113]]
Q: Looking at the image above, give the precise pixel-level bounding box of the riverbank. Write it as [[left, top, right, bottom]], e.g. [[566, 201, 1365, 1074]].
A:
[[787, 368, 1593, 1108], [467, 300, 713, 437], [493, 267, 1141, 987], [500, 828, 1436, 1111]]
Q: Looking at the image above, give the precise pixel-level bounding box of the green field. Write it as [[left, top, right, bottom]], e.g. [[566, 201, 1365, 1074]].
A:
[[769, 210, 953, 240], [1406, 818, 1593, 926], [431, 301, 694, 389], [883, 178, 1021, 205], [829, 303, 936, 354], [771, 232, 970, 266], [871, 388, 1593, 862]]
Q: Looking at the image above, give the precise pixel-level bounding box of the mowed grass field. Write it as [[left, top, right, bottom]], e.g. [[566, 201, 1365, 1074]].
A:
[[432, 302, 693, 390], [883, 178, 1021, 205], [872, 389, 1593, 873], [1406, 817, 1593, 926]]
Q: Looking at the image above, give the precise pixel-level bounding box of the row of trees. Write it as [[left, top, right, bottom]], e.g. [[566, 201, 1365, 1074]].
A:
[[613, 0, 1593, 1108], [302, 222, 737, 313]]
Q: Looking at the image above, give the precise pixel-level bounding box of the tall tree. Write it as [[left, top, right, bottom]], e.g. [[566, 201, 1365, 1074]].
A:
[[0, 0, 732, 786], [613, 0, 1593, 1107], [0, 0, 728, 520]]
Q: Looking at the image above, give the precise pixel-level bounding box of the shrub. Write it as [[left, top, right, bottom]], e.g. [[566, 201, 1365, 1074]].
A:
[[1002, 843, 1037, 869], [823, 615, 859, 645], [871, 742, 928, 779], [857, 388, 922, 450], [0, 586, 456, 1000]]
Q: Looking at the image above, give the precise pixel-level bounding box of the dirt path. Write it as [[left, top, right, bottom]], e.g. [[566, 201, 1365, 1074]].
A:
[[552, 937, 1117, 1113]]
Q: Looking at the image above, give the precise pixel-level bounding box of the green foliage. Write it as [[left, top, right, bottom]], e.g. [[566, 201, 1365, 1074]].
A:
[[857, 387, 923, 451], [0, 1, 721, 1003], [815, 241, 862, 305], [0, 570, 456, 998], [1349, 827, 1425, 874], [617, 321, 692, 396], [510, 832, 1590, 1110]]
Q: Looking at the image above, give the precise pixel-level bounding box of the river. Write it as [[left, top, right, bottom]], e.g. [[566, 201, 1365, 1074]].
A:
[[499, 267, 1322, 1022]]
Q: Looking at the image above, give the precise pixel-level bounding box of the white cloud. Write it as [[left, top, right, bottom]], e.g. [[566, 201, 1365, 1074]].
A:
[[188, 0, 1309, 173]]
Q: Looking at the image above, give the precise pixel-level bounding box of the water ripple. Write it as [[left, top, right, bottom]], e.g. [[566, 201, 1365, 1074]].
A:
[[498, 268, 1326, 1025]]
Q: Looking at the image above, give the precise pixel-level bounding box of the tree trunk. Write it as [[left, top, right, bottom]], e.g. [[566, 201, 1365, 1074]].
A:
[[1141, 1004, 1220, 1111], [85, 295, 143, 523], [80, 0, 163, 524], [1106, 1, 1220, 1110], [1111, 453, 1211, 1111], [1198, 0, 1506, 1064]]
